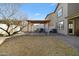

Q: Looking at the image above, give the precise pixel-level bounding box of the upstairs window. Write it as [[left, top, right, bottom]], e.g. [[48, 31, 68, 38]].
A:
[[57, 8, 63, 17]]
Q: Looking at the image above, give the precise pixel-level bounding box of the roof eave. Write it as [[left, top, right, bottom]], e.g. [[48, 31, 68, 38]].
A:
[[54, 3, 59, 13]]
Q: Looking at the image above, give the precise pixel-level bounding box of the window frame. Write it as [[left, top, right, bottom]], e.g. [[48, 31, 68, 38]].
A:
[[58, 20, 64, 30], [57, 7, 63, 17]]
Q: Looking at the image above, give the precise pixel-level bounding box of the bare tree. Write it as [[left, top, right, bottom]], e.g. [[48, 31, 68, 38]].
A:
[[0, 4, 27, 36]]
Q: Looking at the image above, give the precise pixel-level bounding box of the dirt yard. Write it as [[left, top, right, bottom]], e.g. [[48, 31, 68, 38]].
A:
[[0, 35, 78, 56]]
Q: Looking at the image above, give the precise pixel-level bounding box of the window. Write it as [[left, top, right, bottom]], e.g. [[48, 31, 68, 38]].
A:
[[58, 21, 64, 30], [69, 21, 73, 29], [57, 8, 63, 17], [68, 20, 74, 33]]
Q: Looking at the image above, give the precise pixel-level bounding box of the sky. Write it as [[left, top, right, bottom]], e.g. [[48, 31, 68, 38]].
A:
[[20, 3, 57, 20]]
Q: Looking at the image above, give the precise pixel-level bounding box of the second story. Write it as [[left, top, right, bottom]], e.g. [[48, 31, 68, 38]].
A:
[[68, 3, 79, 17], [55, 3, 68, 21], [55, 3, 79, 21]]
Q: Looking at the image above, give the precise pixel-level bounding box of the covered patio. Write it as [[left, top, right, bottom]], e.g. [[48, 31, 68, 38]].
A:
[[26, 20, 50, 32], [67, 12, 79, 36]]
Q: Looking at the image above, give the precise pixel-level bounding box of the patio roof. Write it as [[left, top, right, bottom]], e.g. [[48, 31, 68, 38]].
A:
[[27, 20, 50, 24], [66, 11, 79, 19]]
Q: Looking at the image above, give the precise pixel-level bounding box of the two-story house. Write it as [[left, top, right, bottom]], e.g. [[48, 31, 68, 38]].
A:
[[46, 3, 79, 35]]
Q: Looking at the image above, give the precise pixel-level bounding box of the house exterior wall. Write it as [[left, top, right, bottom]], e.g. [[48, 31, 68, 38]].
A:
[[56, 3, 68, 35], [45, 3, 79, 35], [21, 21, 28, 32], [45, 13, 57, 31], [68, 3, 79, 16], [67, 3, 79, 35], [75, 18, 79, 31], [74, 18, 79, 35], [55, 3, 79, 35], [22, 26, 28, 32]]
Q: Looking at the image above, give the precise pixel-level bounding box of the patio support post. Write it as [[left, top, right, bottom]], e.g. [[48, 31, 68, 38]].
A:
[[48, 23, 49, 32], [30, 23, 33, 32], [44, 23, 46, 31], [29, 22, 31, 32], [27, 21, 29, 32], [48, 23, 50, 35]]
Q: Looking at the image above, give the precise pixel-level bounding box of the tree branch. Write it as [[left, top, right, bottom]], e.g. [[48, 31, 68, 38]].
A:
[[9, 25, 18, 32], [12, 26, 25, 35], [0, 27, 10, 36]]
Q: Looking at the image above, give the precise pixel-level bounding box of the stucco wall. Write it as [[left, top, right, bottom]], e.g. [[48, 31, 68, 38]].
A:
[[56, 3, 68, 35], [75, 18, 79, 33], [68, 3, 79, 16], [46, 13, 57, 31]]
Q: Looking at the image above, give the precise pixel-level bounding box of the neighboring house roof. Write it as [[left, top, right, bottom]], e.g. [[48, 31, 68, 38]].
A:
[[54, 3, 59, 13], [45, 3, 59, 19], [45, 12, 54, 19]]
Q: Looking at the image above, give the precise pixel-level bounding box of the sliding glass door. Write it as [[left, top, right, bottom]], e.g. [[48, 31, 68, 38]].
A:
[[68, 20, 74, 35]]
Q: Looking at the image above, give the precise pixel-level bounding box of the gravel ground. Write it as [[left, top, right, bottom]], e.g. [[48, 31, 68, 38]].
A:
[[0, 35, 78, 56]]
